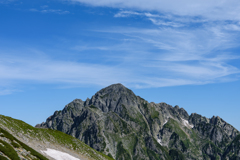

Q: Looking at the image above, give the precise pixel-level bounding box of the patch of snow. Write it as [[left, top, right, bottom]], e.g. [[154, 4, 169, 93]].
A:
[[41, 148, 80, 160], [163, 116, 169, 126], [163, 120, 168, 126], [157, 139, 162, 145], [181, 118, 194, 128]]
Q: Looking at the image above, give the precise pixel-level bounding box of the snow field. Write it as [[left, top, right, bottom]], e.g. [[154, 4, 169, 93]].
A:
[[41, 148, 80, 160]]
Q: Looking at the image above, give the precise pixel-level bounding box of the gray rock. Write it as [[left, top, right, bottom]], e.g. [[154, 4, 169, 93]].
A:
[[36, 83, 240, 160]]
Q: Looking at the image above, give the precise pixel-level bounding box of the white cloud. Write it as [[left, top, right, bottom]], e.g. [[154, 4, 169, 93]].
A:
[[148, 18, 184, 27], [2, 0, 240, 93], [0, 38, 239, 94], [114, 11, 142, 17], [71, 45, 110, 51], [29, 8, 70, 14], [0, 56, 128, 86], [98, 24, 239, 56], [70, 0, 240, 21], [87, 24, 240, 83], [114, 10, 209, 28], [155, 62, 239, 79], [114, 11, 184, 28]]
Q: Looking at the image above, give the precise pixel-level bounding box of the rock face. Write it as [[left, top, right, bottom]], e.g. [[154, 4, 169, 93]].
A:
[[36, 83, 240, 160]]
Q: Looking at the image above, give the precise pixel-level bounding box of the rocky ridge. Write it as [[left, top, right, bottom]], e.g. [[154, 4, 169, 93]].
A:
[[37, 83, 240, 160]]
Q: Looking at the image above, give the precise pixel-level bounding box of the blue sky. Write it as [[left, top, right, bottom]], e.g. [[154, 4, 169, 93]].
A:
[[0, 0, 240, 129]]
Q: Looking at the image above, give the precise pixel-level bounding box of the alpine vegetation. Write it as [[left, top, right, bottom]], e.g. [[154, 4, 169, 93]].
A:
[[0, 115, 114, 160]]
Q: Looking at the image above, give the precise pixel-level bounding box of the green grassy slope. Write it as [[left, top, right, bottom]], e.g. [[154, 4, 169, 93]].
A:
[[0, 127, 48, 160], [0, 114, 114, 160]]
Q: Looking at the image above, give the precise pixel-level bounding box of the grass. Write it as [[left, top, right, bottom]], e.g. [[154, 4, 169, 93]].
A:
[[151, 111, 159, 119], [11, 141, 20, 148], [107, 153, 114, 159], [121, 104, 148, 134], [0, 115, 114, 160], [0, 127, 48, 160], [20, 139, 48, 160], [0, 155, 9, 160], [116, 142, 131, 160], [169, 149, 185, 160], [150, 107, 159, 119], [152, 137, 172, 160], [164, 119, 188, 140], [164, 118, 202, 156], [89, 105, 98, 109], [122, 133, 138, 153], [147, 148, 160, 160], [0, 139, 20, 160], [222, 134, 240, 159], [117, 114, 130, 134]]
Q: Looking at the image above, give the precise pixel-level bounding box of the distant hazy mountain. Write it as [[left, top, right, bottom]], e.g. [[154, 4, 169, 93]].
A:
[[37, 83, 240, 160], [0, 115, 113, 160]]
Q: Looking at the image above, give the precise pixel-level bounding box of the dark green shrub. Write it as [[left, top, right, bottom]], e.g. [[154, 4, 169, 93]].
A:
[[11, 141, 20, 148], [0, 155, 9, 160], [0, 139, 20, 160], [18, 141, 48, 160], [0, 128, 48, 160], [169, 149, 185, 160], [89, 105, 98, 109], [107, 153, 113, 159]]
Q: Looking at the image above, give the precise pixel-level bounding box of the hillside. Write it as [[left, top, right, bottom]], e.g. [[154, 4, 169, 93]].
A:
[[0, 115, 114, 160], [37, 83, 240, 160], [0, 127, 48, 160]]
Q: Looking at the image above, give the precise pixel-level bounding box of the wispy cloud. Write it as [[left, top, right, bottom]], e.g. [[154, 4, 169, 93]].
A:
[[29, 8, 70, 14], [114, 11, 206, 28], [71, 45, 111, 51], [0, 56, 125, 85], [0, 0, 16, 4], [82, 24, 240, 85], [148, 18, 184, 27], [0, 41, 239, 94], [70, 0, 240, 21], [1, 0, 240, 94], [114, 11, 142, 17]]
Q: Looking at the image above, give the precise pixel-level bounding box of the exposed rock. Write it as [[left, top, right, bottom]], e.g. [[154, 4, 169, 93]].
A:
[[37, 83, 240, 160]]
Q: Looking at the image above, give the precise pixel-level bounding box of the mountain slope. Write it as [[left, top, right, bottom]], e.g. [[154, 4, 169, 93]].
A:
[[37, 83, 240, 160], [0, 127, 48, 160], [0, 115, 114, 160]]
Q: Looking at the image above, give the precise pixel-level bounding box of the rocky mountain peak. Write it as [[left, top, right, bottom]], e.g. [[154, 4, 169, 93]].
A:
[[87, 83, 138, 113], [100, 83, 126, 91], [94, 83, 135, 98], [35, 83, 240, 160]]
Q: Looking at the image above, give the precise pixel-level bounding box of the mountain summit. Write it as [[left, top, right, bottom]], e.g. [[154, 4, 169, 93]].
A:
[[87, 83, 138, 113], [36, 83, 240, 160]]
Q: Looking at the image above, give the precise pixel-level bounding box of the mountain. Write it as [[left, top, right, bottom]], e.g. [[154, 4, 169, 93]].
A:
[[0, 115, 114, 160], [36, 83, 240, 160]]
